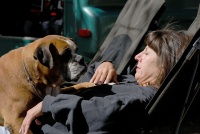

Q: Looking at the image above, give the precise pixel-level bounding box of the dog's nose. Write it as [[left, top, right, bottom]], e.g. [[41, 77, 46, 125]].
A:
[[75, 55, 84, 63]]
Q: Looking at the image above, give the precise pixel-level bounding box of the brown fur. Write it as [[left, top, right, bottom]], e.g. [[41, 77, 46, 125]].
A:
[[0, 35, 94, 134]]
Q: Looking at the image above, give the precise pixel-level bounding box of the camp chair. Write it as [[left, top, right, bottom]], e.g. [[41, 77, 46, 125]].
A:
[[63, 0, 200, 133], [84, 2, 200, 133], [89, 0, 165, 75], [133, 10, 200, 133], [64, 1, 200, 133]]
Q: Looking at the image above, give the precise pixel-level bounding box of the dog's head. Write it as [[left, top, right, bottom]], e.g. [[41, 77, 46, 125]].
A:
[[30, 35, 87, 87]]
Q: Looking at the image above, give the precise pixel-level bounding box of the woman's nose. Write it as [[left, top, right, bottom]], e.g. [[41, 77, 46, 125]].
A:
[[135, 52, 141, 61]]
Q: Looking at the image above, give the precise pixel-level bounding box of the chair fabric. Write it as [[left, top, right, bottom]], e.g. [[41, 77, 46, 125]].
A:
[[89, 0, 165, 74], [188, 5, 200, 34]]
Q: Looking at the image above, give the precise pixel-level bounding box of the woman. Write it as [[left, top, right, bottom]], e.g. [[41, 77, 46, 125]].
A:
[[19, 28, 192, 134]]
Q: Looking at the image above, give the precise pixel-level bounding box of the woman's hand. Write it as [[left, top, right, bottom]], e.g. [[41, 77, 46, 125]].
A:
[[19, 102, 43, 134], [90, 62, 118, 85]]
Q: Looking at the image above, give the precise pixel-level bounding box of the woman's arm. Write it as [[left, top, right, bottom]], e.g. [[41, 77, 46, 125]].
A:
[[19, 102, 43, 134], [19, 84, 156, 134]]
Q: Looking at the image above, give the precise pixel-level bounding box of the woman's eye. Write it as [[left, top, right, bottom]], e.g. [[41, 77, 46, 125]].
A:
[[144, 52, 148, 55]]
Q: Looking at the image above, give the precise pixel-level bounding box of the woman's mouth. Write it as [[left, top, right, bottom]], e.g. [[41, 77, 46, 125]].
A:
[[136, 66, 140, 71]]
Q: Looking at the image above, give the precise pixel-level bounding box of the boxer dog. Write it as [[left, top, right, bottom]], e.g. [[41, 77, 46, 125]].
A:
[[0, 35, 95, 134]]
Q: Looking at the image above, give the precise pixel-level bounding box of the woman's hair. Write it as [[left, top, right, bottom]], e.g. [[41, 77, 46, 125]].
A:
[[144, 28, 193, 86]]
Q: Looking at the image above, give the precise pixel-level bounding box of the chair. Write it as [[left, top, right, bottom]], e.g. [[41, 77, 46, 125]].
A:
[[89, 0, 165, 75], [73, 1, 200, 133], [64, 0, 200, 133], [87, 2, 200, 133]]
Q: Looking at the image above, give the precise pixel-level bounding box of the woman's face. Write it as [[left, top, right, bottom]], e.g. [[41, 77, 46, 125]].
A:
[[134, 46, 160, 86]]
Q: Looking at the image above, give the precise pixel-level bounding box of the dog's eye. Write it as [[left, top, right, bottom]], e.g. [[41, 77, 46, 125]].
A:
[[61, 48, 72, 61], [69, 38, 74, 42]]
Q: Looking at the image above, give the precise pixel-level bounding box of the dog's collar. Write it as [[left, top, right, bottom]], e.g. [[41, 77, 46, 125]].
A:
[[22, 59, 43, 100]]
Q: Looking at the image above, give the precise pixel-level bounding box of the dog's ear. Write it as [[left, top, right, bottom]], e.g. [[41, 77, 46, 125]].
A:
[[34, 43, 58, 69]]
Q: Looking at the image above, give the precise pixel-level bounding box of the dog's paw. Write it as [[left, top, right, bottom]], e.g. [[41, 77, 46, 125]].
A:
[[60, 82, 96, 94], [72, 82, 96, 90]]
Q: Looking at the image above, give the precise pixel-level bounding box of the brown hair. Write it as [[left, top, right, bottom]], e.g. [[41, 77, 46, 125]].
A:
[[144, 29, 193, 86]]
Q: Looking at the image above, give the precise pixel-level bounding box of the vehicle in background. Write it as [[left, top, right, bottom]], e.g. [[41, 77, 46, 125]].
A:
[[0, 0, 126, 63], [0, 0, 199, 63], [63, 0, 127, 63]]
